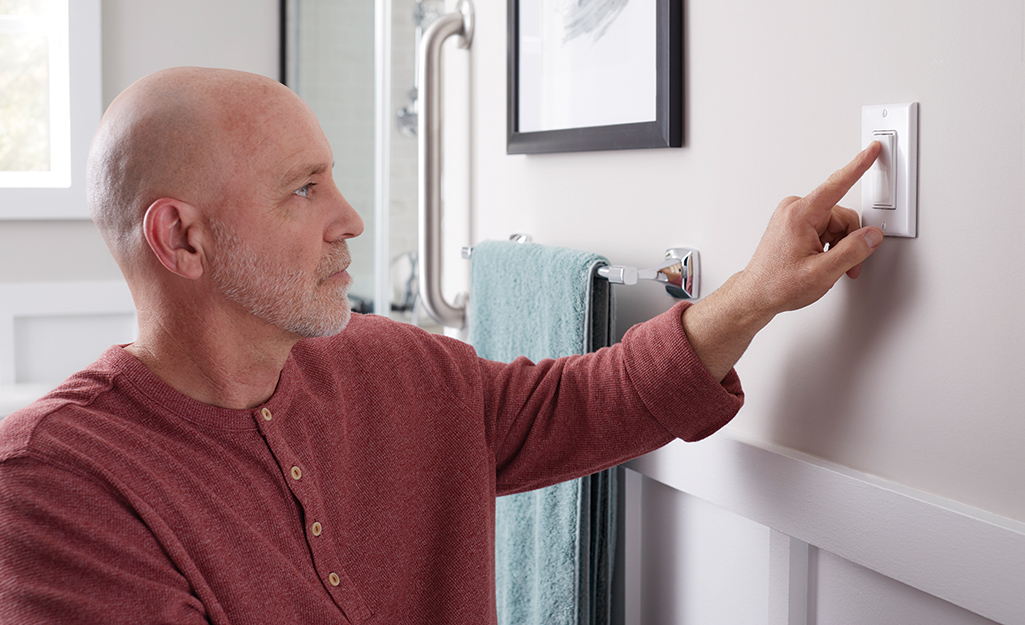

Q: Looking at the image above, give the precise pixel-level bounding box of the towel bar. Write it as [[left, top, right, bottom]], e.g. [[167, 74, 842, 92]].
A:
[[462, 236, 700, 300]]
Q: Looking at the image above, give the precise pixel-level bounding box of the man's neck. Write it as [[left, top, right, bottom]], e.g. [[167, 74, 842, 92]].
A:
[[125, 313, 299, 410]]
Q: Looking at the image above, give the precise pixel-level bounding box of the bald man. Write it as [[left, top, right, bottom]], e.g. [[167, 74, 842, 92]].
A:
[[0, 68, 883, 623]]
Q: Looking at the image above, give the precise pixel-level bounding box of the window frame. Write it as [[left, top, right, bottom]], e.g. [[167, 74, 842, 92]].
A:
[[0, 0, 100, 220]]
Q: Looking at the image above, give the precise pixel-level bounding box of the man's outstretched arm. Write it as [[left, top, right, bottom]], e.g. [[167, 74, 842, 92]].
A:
[[683, 142, 885, 382]]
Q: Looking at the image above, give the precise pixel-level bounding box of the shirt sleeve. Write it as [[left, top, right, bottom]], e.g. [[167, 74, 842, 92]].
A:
[[0, 457, 211, 624], [480, 302, 744, 495]]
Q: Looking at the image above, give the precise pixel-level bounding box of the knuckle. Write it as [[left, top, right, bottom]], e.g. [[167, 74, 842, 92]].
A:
[[775, 197, 804, 222], [777, 195, 802, 211]]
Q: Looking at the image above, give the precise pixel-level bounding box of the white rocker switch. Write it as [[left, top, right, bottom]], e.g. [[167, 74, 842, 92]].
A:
[[869, 130, 897, 209]]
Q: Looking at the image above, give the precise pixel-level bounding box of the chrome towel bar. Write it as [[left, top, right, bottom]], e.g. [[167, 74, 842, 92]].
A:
[[462, 236, 700, 300]]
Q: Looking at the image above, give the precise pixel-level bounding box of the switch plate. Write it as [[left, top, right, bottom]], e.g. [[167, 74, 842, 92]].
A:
[[861, 103, 918, 237]]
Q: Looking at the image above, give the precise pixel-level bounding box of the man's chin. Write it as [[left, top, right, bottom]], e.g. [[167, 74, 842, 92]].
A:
[[288, 298, 352, 340]]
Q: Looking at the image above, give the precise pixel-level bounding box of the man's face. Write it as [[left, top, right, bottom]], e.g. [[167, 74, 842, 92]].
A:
[[208, 219, 354, 338], [206, 92, 364, 339]]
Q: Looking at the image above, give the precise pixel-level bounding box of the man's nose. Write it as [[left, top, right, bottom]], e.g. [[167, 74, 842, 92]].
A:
[[325, 185, 364, 242]]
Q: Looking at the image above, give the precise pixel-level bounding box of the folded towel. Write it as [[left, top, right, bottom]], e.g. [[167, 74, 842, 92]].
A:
[[469, 240, 616, 625]]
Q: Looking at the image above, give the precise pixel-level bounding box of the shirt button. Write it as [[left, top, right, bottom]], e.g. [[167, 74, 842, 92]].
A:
[[290, 466, 302, 480], [311, 522, 322, 536], [261, 408, 272, 421], [328, 572, 340, 587]]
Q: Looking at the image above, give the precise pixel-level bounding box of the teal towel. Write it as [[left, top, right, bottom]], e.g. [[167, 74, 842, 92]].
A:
[[468, 240, 617, 625]]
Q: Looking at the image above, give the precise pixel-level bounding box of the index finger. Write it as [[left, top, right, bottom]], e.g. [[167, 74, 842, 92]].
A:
[[800, 142, 882, 219]]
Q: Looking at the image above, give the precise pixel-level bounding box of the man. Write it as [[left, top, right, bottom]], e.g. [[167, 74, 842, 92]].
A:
[[0, 68, 883, 623]]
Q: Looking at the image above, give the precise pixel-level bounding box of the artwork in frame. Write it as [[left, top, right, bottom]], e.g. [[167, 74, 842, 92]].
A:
[[507, 0, 682, 154]]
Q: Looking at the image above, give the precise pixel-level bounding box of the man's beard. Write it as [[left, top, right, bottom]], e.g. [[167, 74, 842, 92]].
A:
[[208, 220, 353, 338]]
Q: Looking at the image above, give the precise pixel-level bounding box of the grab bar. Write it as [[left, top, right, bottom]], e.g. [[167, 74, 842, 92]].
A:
[[418, 0, 473, 330]]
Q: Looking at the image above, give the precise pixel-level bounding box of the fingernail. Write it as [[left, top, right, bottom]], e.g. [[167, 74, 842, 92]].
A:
[[865, 229, 883, 249]]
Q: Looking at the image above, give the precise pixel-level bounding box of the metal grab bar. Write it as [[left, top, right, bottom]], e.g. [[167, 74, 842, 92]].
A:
[[418, 0, 473, 329]]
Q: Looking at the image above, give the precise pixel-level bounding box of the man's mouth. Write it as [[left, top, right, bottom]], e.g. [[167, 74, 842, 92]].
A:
[[319, 243, 352, 284]]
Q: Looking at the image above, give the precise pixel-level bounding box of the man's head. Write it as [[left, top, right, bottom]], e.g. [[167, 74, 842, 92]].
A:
[[87, 67, 364, 339]]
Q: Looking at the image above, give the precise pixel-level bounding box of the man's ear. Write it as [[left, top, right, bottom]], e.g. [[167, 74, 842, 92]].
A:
[[141, 198, 206, 280]]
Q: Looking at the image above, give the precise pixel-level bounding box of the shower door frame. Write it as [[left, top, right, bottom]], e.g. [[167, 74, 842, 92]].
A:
[[281, 0, 394, 317]]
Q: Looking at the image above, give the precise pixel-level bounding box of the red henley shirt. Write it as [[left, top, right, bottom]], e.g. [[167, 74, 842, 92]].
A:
[[0, 303, 743, 623]]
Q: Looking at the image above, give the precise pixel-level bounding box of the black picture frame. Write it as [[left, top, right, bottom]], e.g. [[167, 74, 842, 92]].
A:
[[507, 0, 682, 154], [279, 0, 289, 84]]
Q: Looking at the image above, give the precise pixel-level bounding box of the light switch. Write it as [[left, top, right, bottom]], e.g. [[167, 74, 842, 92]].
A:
[[869, 130, 896, 209], [861, 103, 918, 238]]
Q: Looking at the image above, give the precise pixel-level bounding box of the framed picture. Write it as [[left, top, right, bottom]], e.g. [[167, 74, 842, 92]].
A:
[[507, 0, 682, 154]]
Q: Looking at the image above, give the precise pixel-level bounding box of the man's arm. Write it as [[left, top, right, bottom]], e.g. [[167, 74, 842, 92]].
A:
[[0, 458, 209, 624], [682, 143, 885, 381]]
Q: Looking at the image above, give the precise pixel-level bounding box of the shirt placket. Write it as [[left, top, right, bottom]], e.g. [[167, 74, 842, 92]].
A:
[[255, 406, 371, 623]]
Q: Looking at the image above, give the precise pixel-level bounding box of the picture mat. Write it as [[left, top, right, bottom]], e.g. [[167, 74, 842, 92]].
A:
[[518, 0, 656, 133]]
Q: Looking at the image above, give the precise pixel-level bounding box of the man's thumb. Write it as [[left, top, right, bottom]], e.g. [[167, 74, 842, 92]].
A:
[[820, 227, 883, 281]]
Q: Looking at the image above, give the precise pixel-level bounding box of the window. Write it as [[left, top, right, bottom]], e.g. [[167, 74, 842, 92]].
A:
[[0, 0, 71, 189], [0, 0, 99, 219]]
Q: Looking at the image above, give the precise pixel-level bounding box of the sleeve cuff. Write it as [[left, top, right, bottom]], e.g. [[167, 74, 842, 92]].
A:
[[621, 301, 745, 442]]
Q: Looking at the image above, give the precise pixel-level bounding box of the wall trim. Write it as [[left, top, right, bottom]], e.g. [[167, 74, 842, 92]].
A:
[[0, 280, 135, 415], [627, 432, 1025, 624]]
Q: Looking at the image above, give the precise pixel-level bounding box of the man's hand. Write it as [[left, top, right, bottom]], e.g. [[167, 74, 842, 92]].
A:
[[682, 143, 885, 381]]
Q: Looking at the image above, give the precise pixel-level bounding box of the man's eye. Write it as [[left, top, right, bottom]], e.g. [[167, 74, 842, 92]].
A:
[[294, 183, 314, 198]]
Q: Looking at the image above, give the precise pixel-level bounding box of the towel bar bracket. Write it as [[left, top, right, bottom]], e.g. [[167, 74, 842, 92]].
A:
[[598, 248, 700, 300]]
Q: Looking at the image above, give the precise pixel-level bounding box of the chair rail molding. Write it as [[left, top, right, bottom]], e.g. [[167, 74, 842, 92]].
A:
[[0, 280, 136, 417], [627, 431, 1025, 625]]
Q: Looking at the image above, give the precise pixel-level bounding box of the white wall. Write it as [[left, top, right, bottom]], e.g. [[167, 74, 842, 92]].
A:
[[468, 0, 1025, 524], [0, 0, 280, 285], [100, 0, 280, 104]]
